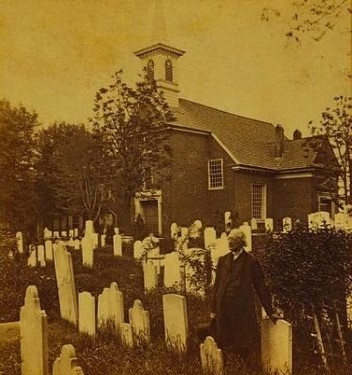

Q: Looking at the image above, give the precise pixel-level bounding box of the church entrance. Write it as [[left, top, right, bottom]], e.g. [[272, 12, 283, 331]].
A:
[[140, 200, 159, 235]]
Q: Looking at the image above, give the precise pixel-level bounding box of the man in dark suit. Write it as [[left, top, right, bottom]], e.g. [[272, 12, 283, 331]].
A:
[[210, 228, 278, 361]]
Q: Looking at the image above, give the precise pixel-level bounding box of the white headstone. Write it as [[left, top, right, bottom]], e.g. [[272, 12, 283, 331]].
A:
[[85, 220, 94, 235], [27, 247, 37, 267], [45, 240, 53, 261], [204, 227, 217, 249], [37, 245, 45, 263], [129, 300, 150, 346], [250, 218, 258, 230], [224, 211, 231, 224], [53, 231, 59, 238], [144, 260, 158, 291], [101, 234, 106, 247], [265, 218, 274, 233], [68, 229, 74, 238], [163, 294, 188, 352], [81, 237, 94, 267], [73, 228, 79, 238], [16, 231, 24, 253], [120, 322, 134, 348], [114, 227, 119, 234], [308, 211, 330, 230], [200, 336, 224, 375], [52, 344, 84, 375], [20, 285, 48, 375], [261, 318, 292, 375], [180, 227, 188, 237], [78, 292, 96, 335], [133, 240, 143, 259], [170, 222, 178, 239], [164, 252, 182, 288], [74, 239, 80, 250], [335, 212, 348, 230], [239, 222, 252, 252], [113, 234, 122, 257], [43, 228, 52, 240], [61, 231, 67, 238], [53, 244, 78, 325], [282, 217, 292, 233]]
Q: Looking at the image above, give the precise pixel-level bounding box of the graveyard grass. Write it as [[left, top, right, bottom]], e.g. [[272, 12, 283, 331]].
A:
[[1, 229, 352, 375]]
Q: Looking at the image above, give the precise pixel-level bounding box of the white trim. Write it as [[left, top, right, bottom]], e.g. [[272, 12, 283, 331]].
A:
[[134, 190, 162, 235], [208, 158, 224, 190], [251, 183, 267, 220], [274, 172, 313, 179]]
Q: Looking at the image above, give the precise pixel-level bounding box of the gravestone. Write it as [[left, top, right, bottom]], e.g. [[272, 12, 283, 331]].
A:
[[200, 336, 224, 375], [170, 222, 178, 239], [282, 217, 292, 233], [113, 234, 122, 256], [73, 228, 79, 238], [53, 244, 78, 325], [180, 227, 189, 237], [74, 239, 80, 250], [43, 227, 52, 240], [162, 294, 188, 352], [204, 227, 216, 249], [69, 229, 74, 238], [16, 231, 24, 253], [78, 292, 96, 335], [239, 222, 252, 252], [37, 245, 45, 263], [85, 220, 94, 236], [92, 233, 99, 249], [61, 231, 67, 238], [144, 260, 158, 291], [53, 231, 59, 238], [52, 344, 84, 375], [101, 234, 106, 247], [120, 322, 134, 348], [164, 252, 182, 288], [335, 212, 348, 230], [133, 240, 143, 259], [212, 234, 229, 265], [20, 285, 48, 375], [224, 211, 231, 225], [81, 236, 94, 267], [114, 227, 119, 234], [265, 218, 274, 233], [45, 240, 53, 261], [27, 246, 37, 267], [261, 318, 292, 375], [97, 282, 124, 330], [129, 300, 150, 346]]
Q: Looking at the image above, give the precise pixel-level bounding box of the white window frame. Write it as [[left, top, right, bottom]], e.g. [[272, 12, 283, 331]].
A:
[[208, 159, 224, 190], [251, 183, 267, 220]]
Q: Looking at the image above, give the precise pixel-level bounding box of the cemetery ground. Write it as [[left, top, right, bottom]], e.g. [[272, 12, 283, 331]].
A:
[[1, 229, 352, 375]]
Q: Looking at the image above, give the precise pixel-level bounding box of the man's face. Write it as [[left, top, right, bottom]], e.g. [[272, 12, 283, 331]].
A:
[[228, 235, 243, 253]]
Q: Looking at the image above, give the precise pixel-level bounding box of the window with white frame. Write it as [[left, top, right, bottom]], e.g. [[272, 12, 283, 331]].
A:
[[252, 183, 266, 220], [208, 159, 224, 189]]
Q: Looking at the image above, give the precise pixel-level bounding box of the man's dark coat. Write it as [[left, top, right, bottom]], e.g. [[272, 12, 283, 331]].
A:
[[212, 250, 273, 349]]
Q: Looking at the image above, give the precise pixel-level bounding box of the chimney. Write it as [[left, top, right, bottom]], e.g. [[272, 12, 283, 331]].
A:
[[275, 124, 285, 157], [293, 129, 302, 140]]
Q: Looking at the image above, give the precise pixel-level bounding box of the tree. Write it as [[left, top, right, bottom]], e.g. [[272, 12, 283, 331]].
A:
[[309, 95, 352, 205], [91, 70, 174, 230], [36, 123, 112, 222], [262, 0, 351, 43], [0, 99, 39, 234]]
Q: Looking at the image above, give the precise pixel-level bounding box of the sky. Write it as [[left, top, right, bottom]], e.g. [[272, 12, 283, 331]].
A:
[[0, 0, 351, 138]]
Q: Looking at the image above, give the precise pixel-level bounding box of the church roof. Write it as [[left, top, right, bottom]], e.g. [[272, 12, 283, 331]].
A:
[[171, 98, 328, 172]]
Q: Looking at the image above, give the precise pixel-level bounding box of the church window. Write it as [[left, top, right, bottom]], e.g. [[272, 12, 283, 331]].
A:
[[147, 59, 155, 80], [252, 184, 266, 220], [165, 59, 173, 82], [208, 159, 223, 189]]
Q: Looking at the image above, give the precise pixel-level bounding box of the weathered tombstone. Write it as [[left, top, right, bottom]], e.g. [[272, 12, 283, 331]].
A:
[[53, 244, 78, 325], [224, 211, 231, 225], [133, 240, 143, 259], [73, 228, 79, 238], [239, 222, 252, 252], [114, 227, 119, 234], [53, 231, 59, 238], [27, 246, 37, 267], [37, 245, 45, 263], [282, 217, 292, 233], [180, 227, 189, 237], [52, 344, 84, 375], [92, 233, 99, 249], [113, 234, 122, 257], [308, 211, 330, 230], [74, 239, 80, 250], [101, 234, 106, 247], [20, 285, 48, 375], [45, 240, 53, 261], [200, 336, 224, 375], [170, 222, 178, 239], [97, 288, 110, 328], [120, 322, 134, 348], [81, 236, 94, 267], [16, 231, 24, 253], [164, 252, 182, 288], [163, 294, 188, 352], [261, 318, 292, 375], [250, 218, 258, 230], [129, 300, 150, 346], [78, 292, 96, 335], [61, 231, 67, 238], [68, 229, 74, 238], [335, 212, 348, 230], [43, 227, 52, 240], [204, 227, 217, 249], [144, 260, 158, 291], [265, 218, 274, 233], [85, 220, 94, 236]]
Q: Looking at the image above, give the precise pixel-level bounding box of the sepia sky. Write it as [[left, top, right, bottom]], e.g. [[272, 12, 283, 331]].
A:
[[0, 0, 351, 137]]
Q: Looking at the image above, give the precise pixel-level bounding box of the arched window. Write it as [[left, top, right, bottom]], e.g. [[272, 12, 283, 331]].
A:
[[165, 59, 173, 82], [147, 59, 154, 80]]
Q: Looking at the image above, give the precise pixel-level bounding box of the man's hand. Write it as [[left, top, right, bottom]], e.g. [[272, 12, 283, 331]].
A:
[[269, 312, 281, 324]]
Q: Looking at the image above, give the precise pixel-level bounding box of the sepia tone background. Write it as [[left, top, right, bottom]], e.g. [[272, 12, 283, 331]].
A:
[[0, 0, 351, 137]]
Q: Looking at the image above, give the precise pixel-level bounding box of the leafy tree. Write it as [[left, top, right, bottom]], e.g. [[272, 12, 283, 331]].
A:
[[309, 95, 352, 205], [36, 123, 113, 222], [91, 70, 174, 230], [0, 99, 39, 234], [262, 0, 351, 43]]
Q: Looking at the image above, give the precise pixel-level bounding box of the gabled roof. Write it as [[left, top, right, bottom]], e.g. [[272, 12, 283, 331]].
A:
[[171, 99, 334, 172]]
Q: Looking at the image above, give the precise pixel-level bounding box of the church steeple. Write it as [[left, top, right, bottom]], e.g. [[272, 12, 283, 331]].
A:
[[133, 0, 185, 108]]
